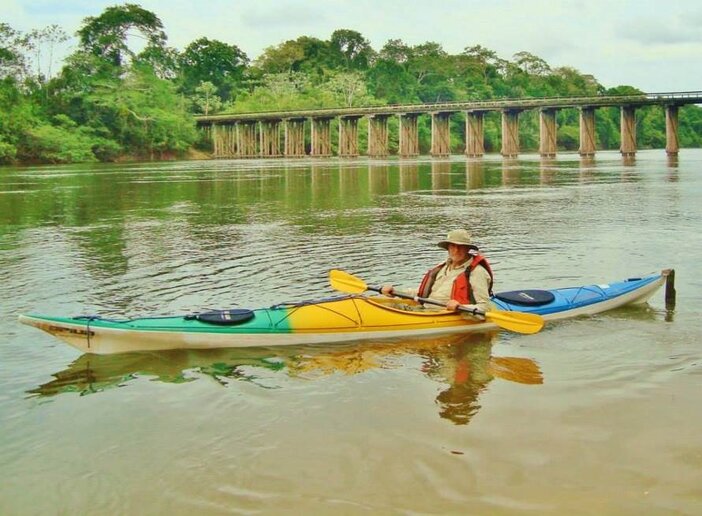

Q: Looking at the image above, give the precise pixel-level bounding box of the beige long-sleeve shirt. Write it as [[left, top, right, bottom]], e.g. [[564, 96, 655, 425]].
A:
[[400, 260, 493, 313]]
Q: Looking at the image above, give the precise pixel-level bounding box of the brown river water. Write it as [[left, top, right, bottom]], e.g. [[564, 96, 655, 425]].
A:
[[1, 151, 701, 514]]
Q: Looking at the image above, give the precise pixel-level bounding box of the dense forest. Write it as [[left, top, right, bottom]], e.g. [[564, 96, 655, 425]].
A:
[[1, 3, 701, 164]]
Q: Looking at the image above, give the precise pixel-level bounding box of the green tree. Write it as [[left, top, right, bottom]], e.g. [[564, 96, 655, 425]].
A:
[[513, 51, 551, 75], [253, 36, 334, 81], [76, 3, 167, 67], [178, 37, 248, 100], [322, 71, 374, 107], [367, 40, 418, 103], [192, 81, 222, 115], [84, 64, 196, 158], [27, 24, 69, 83], [328, 29, 374, 70], [254, 40, 306, 73], [231, 72, 329, 112], [0, 23, 29, 80]]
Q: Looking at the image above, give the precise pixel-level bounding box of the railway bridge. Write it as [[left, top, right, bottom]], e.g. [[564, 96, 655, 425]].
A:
[[195, 91, 702, 159]]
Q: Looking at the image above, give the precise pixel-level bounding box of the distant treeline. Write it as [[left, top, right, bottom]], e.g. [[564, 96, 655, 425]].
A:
[[1, 3, 700, 164]]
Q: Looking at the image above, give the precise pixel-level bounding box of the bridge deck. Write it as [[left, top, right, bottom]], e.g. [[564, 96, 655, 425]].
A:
[[196, 92, 702, 124]]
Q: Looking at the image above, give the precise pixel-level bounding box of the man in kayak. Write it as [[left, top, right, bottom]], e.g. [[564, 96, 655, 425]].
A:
[[380, 229, 494, 314]]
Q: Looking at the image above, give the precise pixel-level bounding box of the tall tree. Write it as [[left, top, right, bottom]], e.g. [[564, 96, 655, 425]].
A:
[[178, 37, 248, 100], [192, 81, 222, 115], [254, 36, 333, 80], [27, 25, 69, 83], [328, 29, 374, 70], [512, 51, 551, 75], [76, 3, 167, 67], [0, 23, 29, 80], [322, 71, 372, 107], [254, 40, 306, 73]]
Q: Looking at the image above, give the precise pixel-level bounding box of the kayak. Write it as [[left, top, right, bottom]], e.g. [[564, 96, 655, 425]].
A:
[[18, 269, 672, 355]]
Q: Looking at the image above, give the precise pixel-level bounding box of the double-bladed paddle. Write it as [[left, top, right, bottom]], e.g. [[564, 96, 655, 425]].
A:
[[328, 269, 545, 335]]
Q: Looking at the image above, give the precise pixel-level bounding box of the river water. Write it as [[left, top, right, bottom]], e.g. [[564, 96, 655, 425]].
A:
[[1, 150, 700, 514]]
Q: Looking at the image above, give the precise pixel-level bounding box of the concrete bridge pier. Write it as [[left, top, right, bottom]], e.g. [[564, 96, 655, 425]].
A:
[[430, 112, 452, 157], [284, 118, 306, 157], [579, 107, 596, 157], [211, 124, 220, 157], [367, 115, 390, 158], [211, 124, 223, 158], [311, 117, 333, 157], [620, 106, 637, 157], [212, 123, 239, 158], [501, 109, 521, 157], [225, 124, 238, 157], [399, 113, 420, 157], [665, 105, 680, 156], [539, 108, 558, 157], [338, 116, 361, 157], [259, 120, 281, 157], [465, 111, 485, 157], [237, 121, 257, 158]]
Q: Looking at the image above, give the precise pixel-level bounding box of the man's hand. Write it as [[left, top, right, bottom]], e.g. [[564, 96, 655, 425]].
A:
[[380, 285, 394, 296], [446, 300, 460, 311], [446, 301, 482, 316]]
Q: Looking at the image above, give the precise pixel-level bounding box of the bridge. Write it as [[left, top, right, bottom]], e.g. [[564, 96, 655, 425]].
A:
[[195, 91, 702, 159]]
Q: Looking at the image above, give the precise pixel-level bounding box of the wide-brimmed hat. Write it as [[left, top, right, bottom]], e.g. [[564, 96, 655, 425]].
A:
[[437, 229, 472, 249]]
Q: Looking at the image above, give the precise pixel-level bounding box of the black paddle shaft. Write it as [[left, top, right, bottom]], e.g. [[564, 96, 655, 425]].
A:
[[372, 286, 483, 316]]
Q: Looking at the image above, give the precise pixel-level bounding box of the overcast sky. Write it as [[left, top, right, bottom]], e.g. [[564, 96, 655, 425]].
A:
[[4, 0, 702, 92]]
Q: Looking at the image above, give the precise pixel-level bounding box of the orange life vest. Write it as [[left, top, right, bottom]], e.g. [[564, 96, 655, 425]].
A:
[[417, 255, 494, 304]]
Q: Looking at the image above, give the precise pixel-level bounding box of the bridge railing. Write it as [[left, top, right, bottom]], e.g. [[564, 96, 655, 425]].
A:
[[195, 91, 702, 124]]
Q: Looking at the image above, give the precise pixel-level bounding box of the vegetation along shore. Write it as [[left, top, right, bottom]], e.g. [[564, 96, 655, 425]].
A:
[[1, 3, 700, 165]]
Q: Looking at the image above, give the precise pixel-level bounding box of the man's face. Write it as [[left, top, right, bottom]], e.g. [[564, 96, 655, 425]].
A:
[[447, 243, 469, 264]]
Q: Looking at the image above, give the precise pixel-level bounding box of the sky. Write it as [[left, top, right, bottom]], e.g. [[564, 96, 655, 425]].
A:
[[4, 0, 702, 93]]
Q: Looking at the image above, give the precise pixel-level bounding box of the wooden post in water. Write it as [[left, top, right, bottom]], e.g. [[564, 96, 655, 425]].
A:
[[310, 117, 333, 157], [539, 108, 558, 158], [465, 111, 485, 157], [665, 105, 680, 156], [338, 116, 360, 157], [430, 112, 451, 157], [664, 268, 676, 310], [284, 118, 306, 157], [579, 107, 596, 157], [501, 109, 520, 158], [399, 113, 420, 158], [620, 105, 637, 157], [367, 115, 390, 158]]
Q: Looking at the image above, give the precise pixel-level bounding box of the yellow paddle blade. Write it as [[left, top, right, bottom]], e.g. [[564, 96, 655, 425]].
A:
[[488, 356, 544, 385], [484, 310, 545, 335], [329, 269, 369, 294]]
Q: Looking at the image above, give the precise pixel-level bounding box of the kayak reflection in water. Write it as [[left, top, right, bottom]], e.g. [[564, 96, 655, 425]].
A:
[[28, 333, 542, 426], [380, 229, 494, 315]]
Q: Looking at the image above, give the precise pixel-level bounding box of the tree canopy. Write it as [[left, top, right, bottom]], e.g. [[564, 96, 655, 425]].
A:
[[76, 3, 167, 67]]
